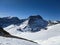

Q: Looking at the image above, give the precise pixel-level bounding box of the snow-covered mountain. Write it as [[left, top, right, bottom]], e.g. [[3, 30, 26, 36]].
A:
[[0, 15, 60, 45], [1, 15, 60, 32], [19, 15, 48, 32], [0, 16, 24, 28], [1, 15, 48, 32]]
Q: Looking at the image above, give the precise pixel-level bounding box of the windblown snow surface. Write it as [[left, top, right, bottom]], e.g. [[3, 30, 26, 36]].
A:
[[4, 24, 60, 45]]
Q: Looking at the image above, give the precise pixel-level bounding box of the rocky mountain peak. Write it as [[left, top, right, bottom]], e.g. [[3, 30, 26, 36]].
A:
[[28, 15, 43, 20], [28, 15, 43, 25]]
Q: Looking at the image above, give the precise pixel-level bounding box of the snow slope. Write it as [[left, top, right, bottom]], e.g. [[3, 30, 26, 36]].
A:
[[4, 24, 60, 45], [0, 36, 39, 45], [40, 36, 60, 45], [4, 24, 60, 40], [19, 24, 60, 45]]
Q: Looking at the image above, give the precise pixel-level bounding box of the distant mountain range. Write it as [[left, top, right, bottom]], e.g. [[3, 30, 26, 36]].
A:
[[0, 16, 25, 27], [0, 15, 60, 32]]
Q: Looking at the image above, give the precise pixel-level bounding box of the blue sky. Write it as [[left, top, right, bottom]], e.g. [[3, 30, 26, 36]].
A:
[[0, 0, 60, 20]]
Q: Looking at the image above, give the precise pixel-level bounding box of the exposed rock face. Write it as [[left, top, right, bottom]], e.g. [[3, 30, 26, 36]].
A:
[[28, 15, 43, 25], [0, 27, 11, 36], [28, 15, 43, 20]]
